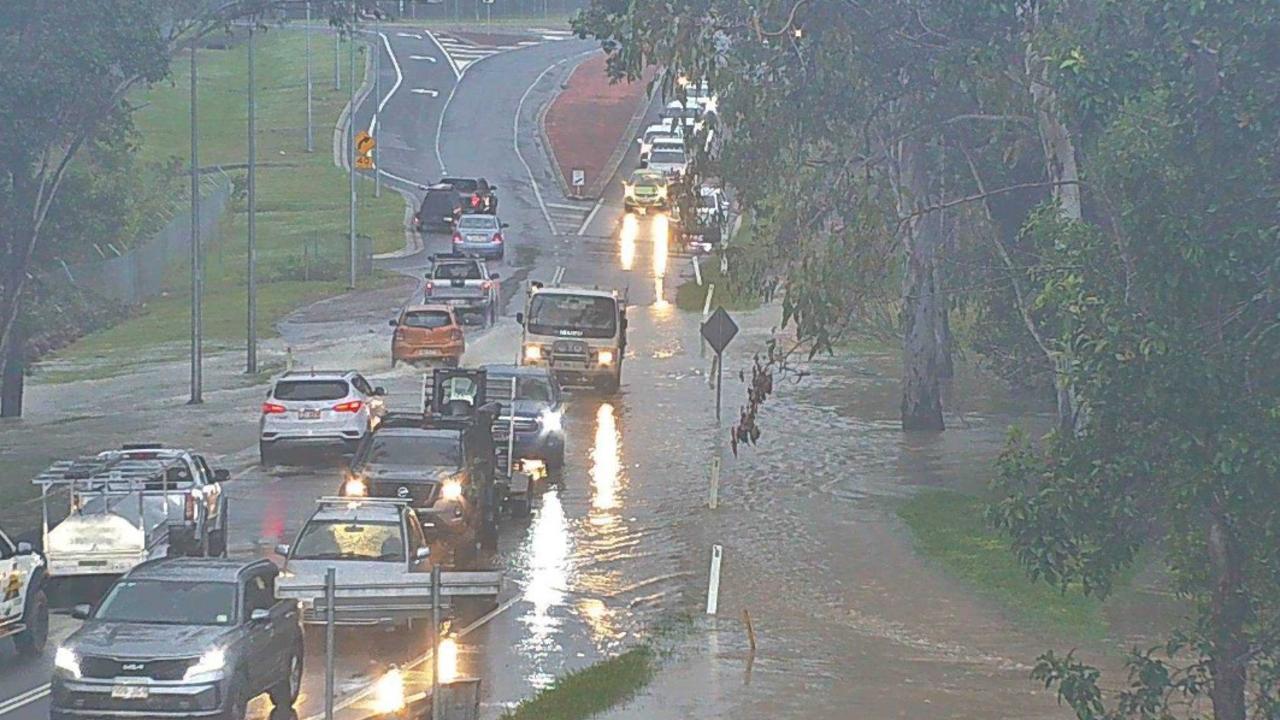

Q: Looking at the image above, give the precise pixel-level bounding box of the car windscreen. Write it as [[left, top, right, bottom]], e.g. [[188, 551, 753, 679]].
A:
[[422, 190, 458, 211], [273, 380, 349, 401], [489, 375, 554, 403], [94, 580, 237, 626], [442, 178, 477, 193], [457, 216, 498, 231], [433, 263, 483, 280], [700, 194, 720, 208], [292, 520, 404, 561], [527, 294, 618, 339], [366, 434, 461, 466], [645, 130, 678, 144], [630, 172, 665, 187], [402, 310, 453, 329], [649, 149, 685, 165]]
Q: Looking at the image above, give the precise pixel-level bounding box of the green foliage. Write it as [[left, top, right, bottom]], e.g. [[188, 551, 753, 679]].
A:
[[498, 646, 656, 720]]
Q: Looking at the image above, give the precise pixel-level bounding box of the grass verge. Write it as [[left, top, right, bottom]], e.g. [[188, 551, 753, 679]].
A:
[[676, 218, 765, 313], [897, 489, 1121, 642], [499, 646, 656, 720], [36, 31, 406, 382]]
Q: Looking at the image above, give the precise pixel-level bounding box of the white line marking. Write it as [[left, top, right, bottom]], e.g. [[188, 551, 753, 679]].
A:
[[423, 29, 460, 80], [396, 32, 422, 39], [515, 51, 597, 236], [577, 198, 605, 235], [516, 40, 541, 46], [541, 35, 568, 41], [433, 33, 510, 174], [408, 55, 437, 62], [0, 684, 51, 716], [411, 88, 440, 96], [368, 31, 404, 137], [545, 201, 590, 210]]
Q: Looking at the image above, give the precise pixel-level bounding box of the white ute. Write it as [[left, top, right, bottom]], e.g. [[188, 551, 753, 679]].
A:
[[0, 525, 49, 656]]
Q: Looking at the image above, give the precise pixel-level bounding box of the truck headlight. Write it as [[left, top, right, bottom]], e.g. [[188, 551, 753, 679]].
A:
[[184, 647, 227, 681], [655, 186, 668, 199], [441, 480, 463, 501], [343, 476, 367, 497], [539, 409, 563, 434], [524, 344, 542, 361], [597, 350, 615, 366], [55, 646, 81, 679]]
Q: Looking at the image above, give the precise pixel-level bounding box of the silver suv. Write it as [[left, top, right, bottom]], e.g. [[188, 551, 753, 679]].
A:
[[259, 371, 386, 466]]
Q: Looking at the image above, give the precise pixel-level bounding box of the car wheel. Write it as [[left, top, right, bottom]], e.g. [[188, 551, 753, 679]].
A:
[[222, 674, 249, 720], [269, 645, 304, 707], [13, 585, 48, 657]]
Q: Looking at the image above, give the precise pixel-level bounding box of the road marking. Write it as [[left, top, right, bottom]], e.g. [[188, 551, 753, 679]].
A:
[[408, 54, 437, 62], [0, 683, 51, 716], [514, 51, 597, 236], [299, 594, 523, 720], [396, 32, 422, 39], [577, 198, 605, 236], [423, 29, 460, 79], [368, 31, 404, 137], [411, 88, 440, 97], [545, 201, 589, 210]]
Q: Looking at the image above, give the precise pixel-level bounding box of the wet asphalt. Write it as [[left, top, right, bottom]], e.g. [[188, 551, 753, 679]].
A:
[[0, 20, 1114, 720]]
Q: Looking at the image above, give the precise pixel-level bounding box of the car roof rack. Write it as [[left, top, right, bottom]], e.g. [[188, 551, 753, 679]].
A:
[[316, 496, 412, 507], [33, 452, 187, 487]]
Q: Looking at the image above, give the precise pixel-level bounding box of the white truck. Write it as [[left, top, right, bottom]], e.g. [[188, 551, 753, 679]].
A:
[[516, 282, 628, 393], [33, 445, 230, 581], [0, 525, 48, 656]]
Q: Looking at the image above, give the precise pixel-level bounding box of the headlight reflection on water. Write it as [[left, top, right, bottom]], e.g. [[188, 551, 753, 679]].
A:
[[651, 213, 669, 277], [620, 213, 638, 270]]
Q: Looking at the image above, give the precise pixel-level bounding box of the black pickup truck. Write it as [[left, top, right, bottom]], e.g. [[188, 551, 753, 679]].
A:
[[51, 558, 303, 720]]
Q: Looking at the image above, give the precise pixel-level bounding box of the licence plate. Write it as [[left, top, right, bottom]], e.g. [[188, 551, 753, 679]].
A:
[[112, 685, 149, 700], [299, 409, 322, 420]]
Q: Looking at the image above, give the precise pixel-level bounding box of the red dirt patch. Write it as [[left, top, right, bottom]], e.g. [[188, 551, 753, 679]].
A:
[[543, 54, 653, 195]]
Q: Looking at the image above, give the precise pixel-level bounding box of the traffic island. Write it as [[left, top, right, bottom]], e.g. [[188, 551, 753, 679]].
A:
[[541, 54, 655, 200]]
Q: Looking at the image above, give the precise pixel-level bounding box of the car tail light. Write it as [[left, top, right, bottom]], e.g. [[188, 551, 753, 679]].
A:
[[262, 402, 287, 415], [481, 280, 493, 291], [493, 233, 503, 244], [425, 281, 435, 295], [184, 493, 196, 521], [333, 400, 364, 413], [452, 233, 462, 244], [412, 214, 421, 226]]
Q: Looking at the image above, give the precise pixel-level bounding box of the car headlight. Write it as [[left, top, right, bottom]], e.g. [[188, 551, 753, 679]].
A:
[[539, 409, 563, 434], [524, 344, 542, 361], [597, 350, 615, 366], [656, 186, 668, 199], [343, 476, 367, 497], [184, 647, 227, 681], [441, 480, 463, 501], [55, 646, 81, 679]]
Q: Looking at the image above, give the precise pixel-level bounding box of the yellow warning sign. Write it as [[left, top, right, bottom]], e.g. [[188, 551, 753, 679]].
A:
[[355, 131, 376, 155], [355, 155, 374, 170]]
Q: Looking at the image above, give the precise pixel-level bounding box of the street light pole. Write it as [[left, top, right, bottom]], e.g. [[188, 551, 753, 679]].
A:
[[373, 14, 381, 198], [189, 42, 203, 404], [305, 0, 314, 153], [333, 22, 341, 90], [348, 2, 358, 290], [246, 22, 258, 374]]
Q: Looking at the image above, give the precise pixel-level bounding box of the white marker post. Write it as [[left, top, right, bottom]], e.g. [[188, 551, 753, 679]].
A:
[[692, 255, 703, 286], [705, 544, 723, 615]]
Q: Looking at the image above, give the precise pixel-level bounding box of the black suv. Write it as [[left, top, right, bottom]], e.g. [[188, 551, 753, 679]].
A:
[[51, 558, 303, 720], [413, 183, 463, 233]]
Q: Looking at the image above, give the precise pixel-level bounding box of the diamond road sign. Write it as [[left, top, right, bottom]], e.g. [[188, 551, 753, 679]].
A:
[[700, 306, 739, 354]]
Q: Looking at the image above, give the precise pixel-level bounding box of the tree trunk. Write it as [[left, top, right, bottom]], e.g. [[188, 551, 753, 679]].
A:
[[0, 321, 23, 418], [899, 137, 945, 431], [1206, 504, 1248, 720]]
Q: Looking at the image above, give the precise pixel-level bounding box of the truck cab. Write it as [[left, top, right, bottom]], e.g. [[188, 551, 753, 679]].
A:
[[516, 283, 627, 394], [0, 525, 47, 656]]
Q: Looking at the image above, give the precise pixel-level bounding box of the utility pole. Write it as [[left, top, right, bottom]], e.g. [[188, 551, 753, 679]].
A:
[[246, 22, 258, 374], [333, 23, 341, 90], [373, 13, 381, 198], [305, 0, 314, 153], [348, 1, 358, 290], [188, 41, 203, 405]]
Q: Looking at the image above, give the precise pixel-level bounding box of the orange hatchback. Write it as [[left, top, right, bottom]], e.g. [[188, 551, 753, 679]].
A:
[[390, 304, 465, 368]]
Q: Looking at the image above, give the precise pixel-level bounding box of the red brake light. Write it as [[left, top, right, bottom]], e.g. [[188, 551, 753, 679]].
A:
[[481, 280, 493, 291], [452, 233, 462, 243], [425, 281, 435, 295], [333, 400, 364, 413], [493, 233, 503, 244], [262, 402, 287, 414]]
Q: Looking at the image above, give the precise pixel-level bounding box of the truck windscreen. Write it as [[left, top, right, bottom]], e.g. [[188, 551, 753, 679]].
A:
[[527, 295, 617, 339]]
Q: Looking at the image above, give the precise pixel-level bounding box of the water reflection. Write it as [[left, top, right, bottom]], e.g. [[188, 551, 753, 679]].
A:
[[652, 275, 672, 317], [620, 213, 638, 270], [651, 213, 669, 277], [518, 488, 571, 687], [591, 403, 620, 512]]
